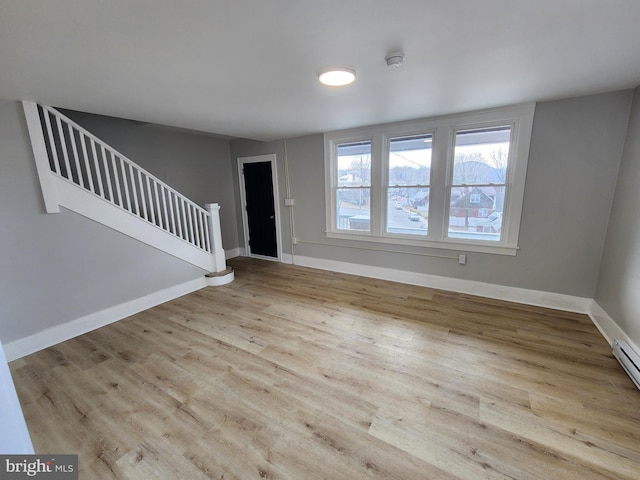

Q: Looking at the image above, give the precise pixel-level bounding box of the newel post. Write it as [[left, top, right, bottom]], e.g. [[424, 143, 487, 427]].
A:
[[205, 203, 227, 273]]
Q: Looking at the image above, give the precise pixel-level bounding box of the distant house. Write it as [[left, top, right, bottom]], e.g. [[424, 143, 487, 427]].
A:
[[451, 187, 494, 212], [339, 173, 361, 184], [449, 187, 499, 232], [411, 190, 430, 208]]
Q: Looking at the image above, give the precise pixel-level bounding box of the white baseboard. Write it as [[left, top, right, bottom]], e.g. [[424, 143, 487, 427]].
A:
[[281, 253, 294, 264], [226, 247, 245, 259], [3, 277, 208, 361], [287, 254, 592, 314], [588, 300, 640, 352]]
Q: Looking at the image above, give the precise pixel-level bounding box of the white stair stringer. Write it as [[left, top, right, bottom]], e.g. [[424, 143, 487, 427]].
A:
[[55, 177, 215, 271]]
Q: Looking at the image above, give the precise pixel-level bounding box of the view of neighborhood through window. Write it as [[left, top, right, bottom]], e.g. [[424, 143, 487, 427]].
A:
[[448, 126, 511, 241], [325, 103, 534, 254], [337, 141, 371, 231], [386, 134, 432, 236], [335, 128, 512, 240]]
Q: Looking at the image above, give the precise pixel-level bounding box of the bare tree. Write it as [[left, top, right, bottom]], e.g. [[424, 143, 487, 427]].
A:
[[453, 152, 484, 184], [488, 148, 508, 182], [350, 155, 371, 184]]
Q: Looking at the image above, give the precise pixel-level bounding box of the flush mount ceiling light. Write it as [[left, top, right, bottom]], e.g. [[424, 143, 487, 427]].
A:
[[318, 67, 356, 86]]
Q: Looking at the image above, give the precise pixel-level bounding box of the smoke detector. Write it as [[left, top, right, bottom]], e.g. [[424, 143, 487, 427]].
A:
[[385, 53, 404, 68]]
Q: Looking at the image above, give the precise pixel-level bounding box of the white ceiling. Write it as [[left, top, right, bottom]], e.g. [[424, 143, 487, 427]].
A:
[[1, 1, 639, 141]]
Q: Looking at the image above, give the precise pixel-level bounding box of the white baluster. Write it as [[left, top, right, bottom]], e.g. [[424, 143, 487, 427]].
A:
[[152, 181, 161, 228], [42, 109, 61, 175], [174, 195, 183, 239], [68, 125, 84, 187], [168, 191, 177, 236], [137, 169, 148, 220], [186, 203, 195, 245], [120, 156, 131, 211], [80, 134, 95, 193], [101, 145, 114, 202], [198, 210, 207, 251], [161, 186, 169, 232], [55, 116, 73, 181], [90, 139, 104, 197], [110, 153, 123, 207], [179, 198, 188, 240], [145, 175, 155, 224]]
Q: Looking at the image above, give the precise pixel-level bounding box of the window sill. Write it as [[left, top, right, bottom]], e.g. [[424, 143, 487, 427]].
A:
[[326, 231, 518, 256]]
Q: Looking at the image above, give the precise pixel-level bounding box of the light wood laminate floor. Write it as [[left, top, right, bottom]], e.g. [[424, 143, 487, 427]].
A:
[[9, 257, 640, 479]]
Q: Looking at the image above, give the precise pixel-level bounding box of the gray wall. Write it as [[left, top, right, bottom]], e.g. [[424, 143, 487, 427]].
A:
[[0, 99, 208, 345], [231, 90, 633, 298], [595, 87, 640, 346], [61, 110, 240, 251]]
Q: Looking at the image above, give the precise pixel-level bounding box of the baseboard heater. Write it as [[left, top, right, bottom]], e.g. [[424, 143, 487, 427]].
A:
[[612, 339, 640, 391]]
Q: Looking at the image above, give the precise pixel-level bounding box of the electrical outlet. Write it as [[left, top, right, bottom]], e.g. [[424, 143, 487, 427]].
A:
[[291, 237, 298, 245], [458, 254, 466, 265]]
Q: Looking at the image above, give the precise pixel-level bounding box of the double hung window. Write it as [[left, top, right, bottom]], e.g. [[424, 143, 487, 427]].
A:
[[386, 134, 432, 236], [325, 103, 535, 255], [336, 141, 372, 232], [448, 126, 511, 242]]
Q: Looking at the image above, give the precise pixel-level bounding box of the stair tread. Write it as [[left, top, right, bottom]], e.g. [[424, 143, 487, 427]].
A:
[[205, 267, 234, 278]]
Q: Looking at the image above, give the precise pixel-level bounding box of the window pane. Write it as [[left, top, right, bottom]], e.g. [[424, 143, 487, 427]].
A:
[[386, 135, 431, 236], [386, 187, 428, 235], [337, 188, 370, 231], [389, 134, 432, 186], [338, 141, 371, 187], [453, 127, 510, 185], [448, 186, 505, 241]]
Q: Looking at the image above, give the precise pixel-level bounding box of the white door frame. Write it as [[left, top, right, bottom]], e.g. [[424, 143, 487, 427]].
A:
[[237, 154, 282, 262]]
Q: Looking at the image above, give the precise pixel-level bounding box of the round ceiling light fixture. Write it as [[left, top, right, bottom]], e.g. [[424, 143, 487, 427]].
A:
[[318, 67, 356, 87]]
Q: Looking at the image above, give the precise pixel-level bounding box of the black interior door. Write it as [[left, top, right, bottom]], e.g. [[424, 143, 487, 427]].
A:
[[243, 161, 277, 257]]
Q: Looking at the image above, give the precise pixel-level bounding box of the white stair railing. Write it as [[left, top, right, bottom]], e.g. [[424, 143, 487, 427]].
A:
[[22, 101, 229, 277]]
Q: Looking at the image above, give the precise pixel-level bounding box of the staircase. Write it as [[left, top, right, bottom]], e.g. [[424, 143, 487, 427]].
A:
[[22, 101, 233, 286]]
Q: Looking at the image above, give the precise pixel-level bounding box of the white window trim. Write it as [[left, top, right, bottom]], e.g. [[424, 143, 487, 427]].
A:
[[381, 130, 435, 242], [324, 103, 535, 255], [325, 131, 376, 236]]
